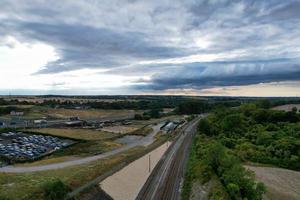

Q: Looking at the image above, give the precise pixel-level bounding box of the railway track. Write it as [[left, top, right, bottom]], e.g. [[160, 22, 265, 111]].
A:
[[136, 117, 200, 200]]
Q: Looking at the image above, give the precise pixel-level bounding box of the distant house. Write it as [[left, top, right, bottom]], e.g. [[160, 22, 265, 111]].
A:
[[0, 122, 5, 127], [10, 111, 24, 116]]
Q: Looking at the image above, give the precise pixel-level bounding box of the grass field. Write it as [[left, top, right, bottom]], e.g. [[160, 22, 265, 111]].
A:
[[27, 128, 119, 141], [44, 108, 137, 120], [3, 96, 137, 104], [0, 105, 139, 121], [14, 156, 80, 167], [52, 141, 122, 157]]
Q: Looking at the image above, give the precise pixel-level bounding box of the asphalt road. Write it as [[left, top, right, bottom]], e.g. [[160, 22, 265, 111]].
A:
[[136, 117, 200, 200], [0, 123, 163, 173]]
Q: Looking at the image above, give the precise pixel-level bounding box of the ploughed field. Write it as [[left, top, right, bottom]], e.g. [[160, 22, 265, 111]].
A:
[[246, 165, 300, 200], [272, 104, 300, 112]]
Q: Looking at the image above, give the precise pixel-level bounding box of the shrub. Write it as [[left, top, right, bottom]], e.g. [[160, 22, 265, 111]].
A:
[[43, 179, 70, 200]]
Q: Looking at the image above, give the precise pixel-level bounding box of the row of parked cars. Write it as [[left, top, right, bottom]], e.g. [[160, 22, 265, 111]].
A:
[[0, 132, 69, 160]]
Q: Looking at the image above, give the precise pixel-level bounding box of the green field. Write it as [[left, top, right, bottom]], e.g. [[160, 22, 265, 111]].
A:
[[27, 128, 119, 141]]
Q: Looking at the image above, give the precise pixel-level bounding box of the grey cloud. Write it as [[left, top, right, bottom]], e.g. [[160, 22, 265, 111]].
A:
[[0, 0, 300, 93], [132, 60, 300, 90], [264, 1, 300, 21], [1, 21, 190, 73]]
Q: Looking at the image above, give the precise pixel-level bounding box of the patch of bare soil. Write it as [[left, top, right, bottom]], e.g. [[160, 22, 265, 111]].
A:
[[246, 165, 300, 200], [272, 104, 300, 112], [100, 141, 171, 200], [101, 126, 138, 134], [190, 181, 211, 200]]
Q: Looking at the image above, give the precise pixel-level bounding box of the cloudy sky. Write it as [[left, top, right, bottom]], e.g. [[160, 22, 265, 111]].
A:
[[0, 0, 299, 96]]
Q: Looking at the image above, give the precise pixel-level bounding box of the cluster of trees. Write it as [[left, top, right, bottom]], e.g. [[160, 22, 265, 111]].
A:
[[184, 102, 300, 199], [39, 99, 180, 110], [183, 135, 265, 200], [198, 103, 300, 170], [0, 106, 28, 116], [0, 179, 70, 200], [134, 108, 163, 120], [0, 96, 245, 112], [175, 100, 241, 114]]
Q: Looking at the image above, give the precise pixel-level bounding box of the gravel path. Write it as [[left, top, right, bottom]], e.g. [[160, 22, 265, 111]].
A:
[[0, 123, 163, 173]]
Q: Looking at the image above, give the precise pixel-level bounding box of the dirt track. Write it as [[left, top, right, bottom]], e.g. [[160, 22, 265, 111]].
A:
[[246, 166, 300, 200]]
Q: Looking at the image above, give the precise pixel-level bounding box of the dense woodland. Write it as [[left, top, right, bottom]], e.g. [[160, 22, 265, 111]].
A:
[[183, 102, 300, 200], [198, 103, 300, 170]]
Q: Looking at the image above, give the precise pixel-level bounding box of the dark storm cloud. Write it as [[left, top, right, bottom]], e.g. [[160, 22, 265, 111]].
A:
[[132, 59, 300, 90], [0, 0, 300, 91], [139, 72, 300, 90]]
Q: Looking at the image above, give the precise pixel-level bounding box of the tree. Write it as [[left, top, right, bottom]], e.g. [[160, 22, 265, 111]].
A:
[[221, 114, 246, 134], [257, 99, 271, 109], [149, 108, 161, 118], [134, 114, 143, 120], [255, 182, 266, 199], [198, 118, 213, 136]]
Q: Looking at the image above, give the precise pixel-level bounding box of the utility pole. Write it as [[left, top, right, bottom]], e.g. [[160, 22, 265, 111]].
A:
[[148, 154, 151, 173]]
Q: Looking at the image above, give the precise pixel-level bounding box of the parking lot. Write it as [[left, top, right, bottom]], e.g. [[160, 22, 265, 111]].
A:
[[0, 132, 74, 162]]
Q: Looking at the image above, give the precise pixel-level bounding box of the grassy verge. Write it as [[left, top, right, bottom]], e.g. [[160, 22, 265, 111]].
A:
[[44, 108, 137, 120]]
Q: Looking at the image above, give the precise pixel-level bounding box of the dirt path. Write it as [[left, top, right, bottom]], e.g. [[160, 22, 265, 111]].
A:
[[0, 123, 163, 173], [246, 165, 300, 200]]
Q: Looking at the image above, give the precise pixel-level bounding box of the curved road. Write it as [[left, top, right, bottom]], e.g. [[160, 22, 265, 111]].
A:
[[0, 123, 163, 173]]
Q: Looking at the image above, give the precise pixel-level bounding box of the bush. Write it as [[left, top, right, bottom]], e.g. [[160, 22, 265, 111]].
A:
[[43, 179, 70, 200], [204, 142, 265, 200], [134, 114, 143, 120], [198, 118, 213, 136], [0, 196, 11, 200]]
